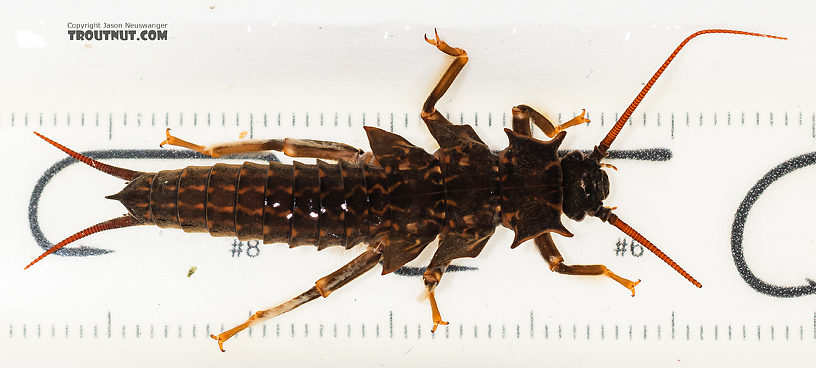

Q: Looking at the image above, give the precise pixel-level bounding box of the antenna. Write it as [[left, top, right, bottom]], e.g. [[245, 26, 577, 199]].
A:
[[594, 29, 786, 159]]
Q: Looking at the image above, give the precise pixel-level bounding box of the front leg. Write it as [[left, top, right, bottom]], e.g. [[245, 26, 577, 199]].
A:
[[535, 233, 640, 296], [512, 105, 589, 137]]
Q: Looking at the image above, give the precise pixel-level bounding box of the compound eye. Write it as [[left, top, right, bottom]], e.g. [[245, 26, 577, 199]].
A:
[[601, 171, 610, 198]]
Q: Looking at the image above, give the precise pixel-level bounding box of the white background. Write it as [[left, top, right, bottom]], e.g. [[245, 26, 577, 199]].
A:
[[1, 1, 815, 367]]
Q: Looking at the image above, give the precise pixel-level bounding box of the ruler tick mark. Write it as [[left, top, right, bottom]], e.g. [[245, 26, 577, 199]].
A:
[[530, 310, 534, 339], [671, 311, 675, 340], [670, 113, 675, 139]]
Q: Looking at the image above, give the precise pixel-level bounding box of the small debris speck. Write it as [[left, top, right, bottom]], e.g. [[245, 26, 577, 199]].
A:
[[187, 266, 198, 277]]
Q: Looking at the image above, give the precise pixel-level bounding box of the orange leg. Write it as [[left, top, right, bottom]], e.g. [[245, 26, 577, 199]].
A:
[[421, 29, 468, 116], [535, 233, 640, 296], [210, 246, 382, 352], [512, 105, 589, 138], [423, 263, 450, 332], [159, 128, 364, 161]]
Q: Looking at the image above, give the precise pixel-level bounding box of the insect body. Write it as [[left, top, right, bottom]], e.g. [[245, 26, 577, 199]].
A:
[[27, 29, 784, 352]]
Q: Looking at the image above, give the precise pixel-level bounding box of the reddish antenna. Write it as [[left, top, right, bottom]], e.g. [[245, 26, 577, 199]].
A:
[[595, 207, 701, 287], [595, 29, 786, 157], [34, 131, 142, 180], [24, 215, 139, 270]]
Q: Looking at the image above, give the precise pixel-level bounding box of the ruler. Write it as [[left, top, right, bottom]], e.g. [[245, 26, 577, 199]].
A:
[[4, 110, 816, 367]]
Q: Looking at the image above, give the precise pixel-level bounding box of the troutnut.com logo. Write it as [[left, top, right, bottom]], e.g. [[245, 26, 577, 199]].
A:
[[67, 22, 168, 41]]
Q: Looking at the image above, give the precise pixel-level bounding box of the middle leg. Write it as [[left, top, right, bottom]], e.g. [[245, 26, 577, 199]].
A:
[[422, 262, 451, 332]]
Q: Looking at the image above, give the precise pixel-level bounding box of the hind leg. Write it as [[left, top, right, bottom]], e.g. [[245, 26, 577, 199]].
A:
[[160, 129, 365, 161], [210, 245, 383, 352], [512, 105, 589, 137], [535, 233, 640, 296]]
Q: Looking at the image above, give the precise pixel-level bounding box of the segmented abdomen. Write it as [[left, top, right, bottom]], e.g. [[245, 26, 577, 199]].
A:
[[148, 160, 389, 250]]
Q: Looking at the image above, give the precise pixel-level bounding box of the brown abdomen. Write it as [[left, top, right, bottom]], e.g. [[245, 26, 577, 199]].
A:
[[149, 160, 384, 249]]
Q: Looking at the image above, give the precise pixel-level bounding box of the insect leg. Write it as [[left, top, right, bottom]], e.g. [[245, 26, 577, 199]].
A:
[[210, 245, 383, 352], [512, 105, 589, 138], [160, 129, 364, 161], [534, 233, 640, 296], [421, 28, 467, 116], [422, 262, 450, 332]]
